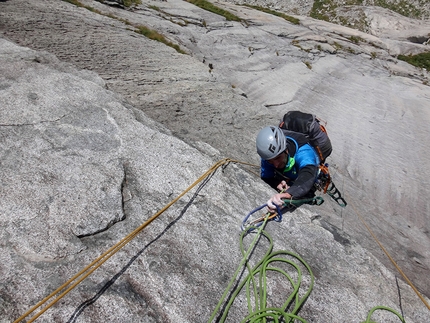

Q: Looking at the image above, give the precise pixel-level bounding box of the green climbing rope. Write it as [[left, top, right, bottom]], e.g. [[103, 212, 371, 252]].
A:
[[209, 218, 314, 323], [361, 306, 406, 323], [213, 208, 407, 323]]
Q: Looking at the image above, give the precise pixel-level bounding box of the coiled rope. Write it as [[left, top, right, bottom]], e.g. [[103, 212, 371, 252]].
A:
[[213, 207, 408, 322], [13, 158, 428, 322], [209, 215, 314, 323], [14, 158, 253, 323]]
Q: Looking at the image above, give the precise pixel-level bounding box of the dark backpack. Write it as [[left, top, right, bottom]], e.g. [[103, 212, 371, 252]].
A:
[[279, 111, 332, 163], [279, 111, 346, 206]]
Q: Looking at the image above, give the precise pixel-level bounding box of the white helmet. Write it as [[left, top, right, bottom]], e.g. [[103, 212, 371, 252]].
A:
[[256, 126, 287, 160]]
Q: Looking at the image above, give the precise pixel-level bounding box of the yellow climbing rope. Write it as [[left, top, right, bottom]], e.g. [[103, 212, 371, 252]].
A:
[[13, 157, 428, 322], [14, 158, 254, 323], [346, 193, 430, 311]]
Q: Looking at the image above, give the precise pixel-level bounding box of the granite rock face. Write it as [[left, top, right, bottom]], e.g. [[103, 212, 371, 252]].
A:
[[0, 0, 430, 322], [227, 0, 430, 23]]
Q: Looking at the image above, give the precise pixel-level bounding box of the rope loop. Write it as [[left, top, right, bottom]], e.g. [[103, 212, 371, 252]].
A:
[[361, 306, 406, 323], [209, 226, 314, 323]]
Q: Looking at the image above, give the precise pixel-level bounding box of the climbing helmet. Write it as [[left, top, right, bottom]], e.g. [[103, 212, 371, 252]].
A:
[[256, 126, 287, 160]]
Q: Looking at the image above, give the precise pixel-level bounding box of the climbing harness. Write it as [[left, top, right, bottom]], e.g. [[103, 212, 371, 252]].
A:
[[314, 163, 331, 193]]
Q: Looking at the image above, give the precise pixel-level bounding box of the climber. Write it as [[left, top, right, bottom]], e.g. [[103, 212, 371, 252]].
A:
[[256, 125, 320, 212]]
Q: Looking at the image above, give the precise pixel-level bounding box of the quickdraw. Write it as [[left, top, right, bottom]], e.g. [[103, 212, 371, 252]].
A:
[[315, 163, 347, 207], [241, 196, 324, 231], [326, 182, 347, 207], [241, 204, 282, 232]]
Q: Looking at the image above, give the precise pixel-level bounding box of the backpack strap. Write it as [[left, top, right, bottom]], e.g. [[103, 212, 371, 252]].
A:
[[285, 136, 299, 155], [314, 145, 324, 165]]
